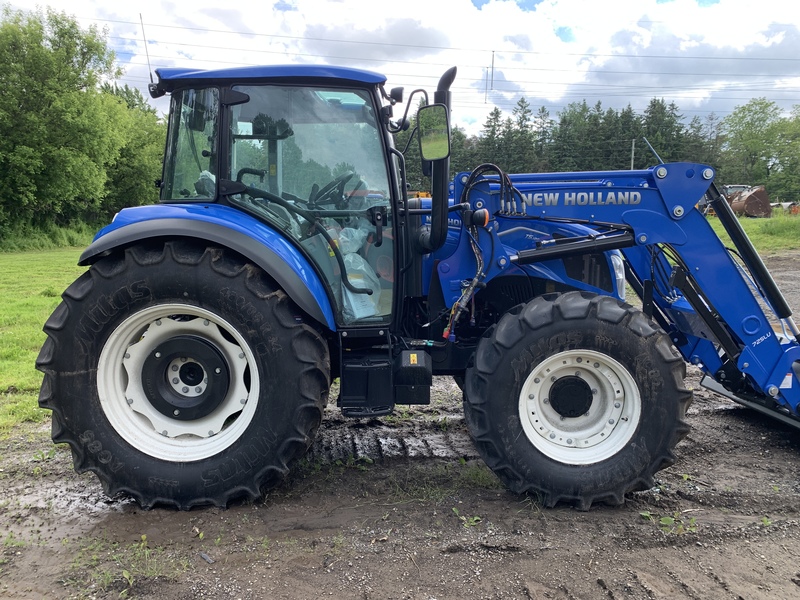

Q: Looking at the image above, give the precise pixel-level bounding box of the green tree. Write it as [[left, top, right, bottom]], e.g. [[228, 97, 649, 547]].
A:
[[476, 107, 505, 168], [393, 109, 424, 192], [0, 6, 125, 232], [508, 97, 535, 172], [698, 112, 724, 168], [101, 82, 157, 114], [550, 101, 592, 171], [641, 99, 686, 165], [100, 84, 165, 217], [720, 98, 783, 186], [618, 105, 643, 169], [764, 106, 800, 202], [531, 106, 554, 171], [449, 125, 478, 178]]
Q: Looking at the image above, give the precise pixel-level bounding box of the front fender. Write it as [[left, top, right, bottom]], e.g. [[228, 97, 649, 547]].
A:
[[80, 204, 336, 330]]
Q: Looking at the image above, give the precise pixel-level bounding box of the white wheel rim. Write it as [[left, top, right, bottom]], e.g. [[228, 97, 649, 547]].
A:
[[97, 304, 259, 462], [518, 349, 641, 465]]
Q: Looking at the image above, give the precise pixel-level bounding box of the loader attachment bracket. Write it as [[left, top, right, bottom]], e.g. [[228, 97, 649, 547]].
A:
[[701, 375, 800, 430]]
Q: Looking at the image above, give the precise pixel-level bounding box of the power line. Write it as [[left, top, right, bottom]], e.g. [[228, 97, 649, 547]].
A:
[[87, 13, 800, 128], [91, 15, 800, 62], [110, 37, 800, 83]]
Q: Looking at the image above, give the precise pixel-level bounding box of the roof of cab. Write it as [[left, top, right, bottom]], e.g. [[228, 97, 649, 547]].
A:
[[155, 64, 387, 86]]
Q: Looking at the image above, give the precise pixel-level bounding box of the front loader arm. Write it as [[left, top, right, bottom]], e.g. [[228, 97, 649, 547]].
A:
[[452, 162, 800, 421]]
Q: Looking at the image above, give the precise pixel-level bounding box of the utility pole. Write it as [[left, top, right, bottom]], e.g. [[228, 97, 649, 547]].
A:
[[630, 139, 635, 170]]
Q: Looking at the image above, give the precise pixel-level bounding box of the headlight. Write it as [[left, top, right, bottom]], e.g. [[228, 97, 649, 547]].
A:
[[610, 252, 626, 302]]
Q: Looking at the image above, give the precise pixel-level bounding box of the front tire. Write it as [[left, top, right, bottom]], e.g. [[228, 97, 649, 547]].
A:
[[37, 241, 330, 509], [464, 291, 691, 510]]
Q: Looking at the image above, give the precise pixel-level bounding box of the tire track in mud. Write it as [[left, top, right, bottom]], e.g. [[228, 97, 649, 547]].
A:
[[309, 413, 480, 465], [308, 377, 480, 465]]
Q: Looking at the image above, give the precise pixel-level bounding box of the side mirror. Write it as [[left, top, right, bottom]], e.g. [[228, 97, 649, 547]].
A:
[[417, 104, 451, 161]]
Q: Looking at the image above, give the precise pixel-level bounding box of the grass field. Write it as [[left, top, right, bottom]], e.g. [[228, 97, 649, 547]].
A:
[[1, 211, 799, 434], [707, 209, 800, 254], [0, 248, 87, 430]]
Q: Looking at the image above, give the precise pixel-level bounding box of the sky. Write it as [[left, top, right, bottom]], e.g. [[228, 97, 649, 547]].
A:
[[7, 0, 800, 135]]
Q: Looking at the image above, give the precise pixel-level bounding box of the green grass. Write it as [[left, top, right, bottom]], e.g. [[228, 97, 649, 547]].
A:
[[420, 134, 450, 160], [706, 210, 800, 255], [0, 248, 88, 432]]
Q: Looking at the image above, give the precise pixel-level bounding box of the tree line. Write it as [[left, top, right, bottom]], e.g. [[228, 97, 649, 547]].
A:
[[400, 96, 800, 204], [2, 7, 799, 242]]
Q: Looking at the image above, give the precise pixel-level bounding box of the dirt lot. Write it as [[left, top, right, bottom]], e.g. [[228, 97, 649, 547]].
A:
[[3, 253, 800, 600]]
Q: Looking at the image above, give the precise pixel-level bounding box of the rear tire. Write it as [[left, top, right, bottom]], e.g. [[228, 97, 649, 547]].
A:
[[37, 240, 330, 509], [464, 291, 691, 510]]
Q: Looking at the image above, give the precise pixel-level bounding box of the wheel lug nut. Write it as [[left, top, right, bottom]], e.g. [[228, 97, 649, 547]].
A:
[[172, 365, 178, 372], [614, 402, 621, 408], [126, 398, 133, 405], [173, 378, 179, 384], [195, 387, 202, 393], [182, 387, 189, 393]]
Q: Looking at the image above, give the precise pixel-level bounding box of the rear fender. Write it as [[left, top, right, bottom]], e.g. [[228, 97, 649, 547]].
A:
[[79, 204, 336, 330]]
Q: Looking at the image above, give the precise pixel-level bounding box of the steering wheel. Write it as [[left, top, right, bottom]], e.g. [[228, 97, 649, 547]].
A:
[[235, 167, 266, 183], [310, 171, 362, 209]]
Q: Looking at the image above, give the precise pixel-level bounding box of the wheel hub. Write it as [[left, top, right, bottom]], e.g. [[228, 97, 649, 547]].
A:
[[518, 349, 641, 465], [142, 335, 230, 421], [549, 376, 593, 418]]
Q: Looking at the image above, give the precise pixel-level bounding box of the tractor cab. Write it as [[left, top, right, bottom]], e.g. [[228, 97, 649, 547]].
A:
[[155, 67, 400, 327]]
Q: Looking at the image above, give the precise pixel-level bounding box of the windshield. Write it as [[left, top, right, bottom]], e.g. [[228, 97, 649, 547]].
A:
[[227, 85, 389, 200]]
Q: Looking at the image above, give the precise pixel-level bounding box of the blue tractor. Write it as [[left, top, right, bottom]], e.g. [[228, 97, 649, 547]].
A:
[[38, 65, 800, 510]]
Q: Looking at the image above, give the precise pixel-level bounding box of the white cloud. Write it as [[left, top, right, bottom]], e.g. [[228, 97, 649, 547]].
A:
[[7, 0, 800, 134]]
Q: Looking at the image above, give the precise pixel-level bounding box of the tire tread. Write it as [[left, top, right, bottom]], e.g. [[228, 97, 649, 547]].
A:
[[36, 241, 329, 510], [465, 290, 692, 509]]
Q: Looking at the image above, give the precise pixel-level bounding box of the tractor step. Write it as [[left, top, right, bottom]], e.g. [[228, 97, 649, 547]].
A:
[[339, 356, 394, 417]]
